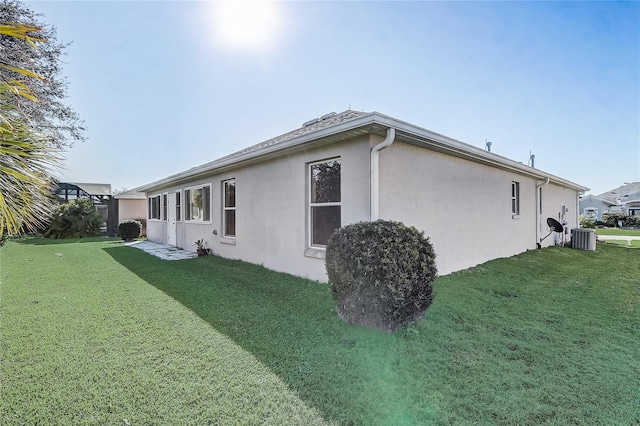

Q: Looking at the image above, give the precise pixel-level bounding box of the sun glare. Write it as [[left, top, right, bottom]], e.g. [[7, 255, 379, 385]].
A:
[[211, 1, 281, 51]]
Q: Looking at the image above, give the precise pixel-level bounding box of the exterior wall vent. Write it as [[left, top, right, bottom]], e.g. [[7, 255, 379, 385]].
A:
[[320, 112, 336, 120], [302, 118, 320, 127], [571, 228, 596, 251]]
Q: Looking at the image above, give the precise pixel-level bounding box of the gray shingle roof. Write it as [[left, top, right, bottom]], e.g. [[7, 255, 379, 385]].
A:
[[216, 110, 367, 163]]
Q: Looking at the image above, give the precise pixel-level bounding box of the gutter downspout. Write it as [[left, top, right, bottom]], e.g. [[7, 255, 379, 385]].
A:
[[370, 128, 396, 221], [536, 177, 550, 248]]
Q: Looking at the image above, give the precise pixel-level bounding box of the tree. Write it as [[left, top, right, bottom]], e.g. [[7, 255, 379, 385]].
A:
[[0, 20, 61, 241], [0, 0, 85, 150]]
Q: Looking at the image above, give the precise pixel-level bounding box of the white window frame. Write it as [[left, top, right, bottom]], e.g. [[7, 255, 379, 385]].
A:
[[175, 190, 182, 222], [512, 181, 520, 218], [148, 195, 161, 220], [308, 158, 341, 248], [222, 179, 236, 238], [184, 184, 212, 223]]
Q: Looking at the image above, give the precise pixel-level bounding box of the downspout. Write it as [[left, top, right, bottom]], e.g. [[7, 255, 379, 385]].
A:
[[370, 128, 396, 221], [535, 177, 550, 248]]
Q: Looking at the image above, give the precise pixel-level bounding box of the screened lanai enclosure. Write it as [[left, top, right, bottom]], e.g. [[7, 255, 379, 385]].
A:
[[53, 182, 117, 235]]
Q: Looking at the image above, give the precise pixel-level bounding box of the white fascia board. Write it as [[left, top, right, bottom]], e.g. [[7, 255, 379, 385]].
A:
[[368, 112, 589, 192], [137, 111, 588, 193], [137, 114, 378, 193]]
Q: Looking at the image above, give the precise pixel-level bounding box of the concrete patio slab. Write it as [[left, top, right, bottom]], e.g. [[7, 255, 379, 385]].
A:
[[124, 240, 198, 260]]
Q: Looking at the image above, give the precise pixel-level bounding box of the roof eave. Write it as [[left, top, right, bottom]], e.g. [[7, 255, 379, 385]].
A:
[[138, 112, 588, 193]]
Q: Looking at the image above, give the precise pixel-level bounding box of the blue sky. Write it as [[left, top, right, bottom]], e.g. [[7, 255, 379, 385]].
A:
[[29, 1, 639, 196]]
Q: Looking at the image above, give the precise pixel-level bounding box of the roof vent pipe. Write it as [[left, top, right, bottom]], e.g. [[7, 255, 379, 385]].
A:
[[370, 128, 396, 221], [485, 140, 492, 152]]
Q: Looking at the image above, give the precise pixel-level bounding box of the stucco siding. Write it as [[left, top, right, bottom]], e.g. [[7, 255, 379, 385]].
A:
[[118, 199, 146, 223], [377, 141, 578, 275], [146, 136, 371, 281], [539, 183, 579, 246]]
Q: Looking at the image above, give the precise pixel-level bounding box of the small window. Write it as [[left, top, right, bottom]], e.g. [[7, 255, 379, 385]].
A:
[[185, 185, 211, 222], [511, 181, 520, 216], [162, 193, 168, 221], [175, 191, 181, 222], [223, 179, 236, 238], [309, 159, 341, 246], [148, 195, 161, 220]]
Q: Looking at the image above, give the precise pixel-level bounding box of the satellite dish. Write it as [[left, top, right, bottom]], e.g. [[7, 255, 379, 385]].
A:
[[546, 217, 564, 233], [538, 217, 565, 248]]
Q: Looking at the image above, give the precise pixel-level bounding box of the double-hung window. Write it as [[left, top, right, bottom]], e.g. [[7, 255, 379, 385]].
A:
[[148, 195, 161, 220], [309, 159, 341, 246], [184, 185, 211, 222], [223, 179, 236, 237], [511, 181, 520, 217]]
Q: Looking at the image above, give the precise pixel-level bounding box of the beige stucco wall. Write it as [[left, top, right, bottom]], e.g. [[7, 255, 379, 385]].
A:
[[377, 141, 579, 275], [118, 199, 147, 223], [146, 136, 371, 281]]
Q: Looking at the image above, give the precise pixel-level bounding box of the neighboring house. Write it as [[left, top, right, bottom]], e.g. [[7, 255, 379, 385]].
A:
[[114, 189, 147, 221], [114, 189, 147, 234], [137, 110, 587, 282], [578, 194, 617, 221], [583, 182, 640, 217], [54, 182, 116, 234]]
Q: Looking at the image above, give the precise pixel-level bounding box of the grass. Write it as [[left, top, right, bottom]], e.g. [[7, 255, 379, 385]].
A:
[[0, 238, 326, 425], [2, 238, 639, 424], [596, 228, 640, 236], [602, 239, 640, 248]]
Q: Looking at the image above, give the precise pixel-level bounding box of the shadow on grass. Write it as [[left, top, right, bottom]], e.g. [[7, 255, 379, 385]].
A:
[[103, 245, 432, 425], [14, 236, 121, 246]]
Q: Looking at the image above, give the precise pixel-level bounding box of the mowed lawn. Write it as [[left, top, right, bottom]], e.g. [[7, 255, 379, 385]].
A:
[[1, 238, 638, 425]]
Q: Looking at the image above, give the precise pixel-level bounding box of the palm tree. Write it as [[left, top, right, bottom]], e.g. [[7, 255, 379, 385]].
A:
[[0, 23, 59, 239]]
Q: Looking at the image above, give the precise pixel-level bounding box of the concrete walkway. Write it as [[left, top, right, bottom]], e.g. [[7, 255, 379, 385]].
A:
[[124, 240, 198, 260], [597, 235, 640, 241]]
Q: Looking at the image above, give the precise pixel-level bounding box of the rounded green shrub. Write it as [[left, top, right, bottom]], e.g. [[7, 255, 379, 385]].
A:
[[326, 220, 437, 332], [118, 219, 142, 241], [44, 199, 103, 239]]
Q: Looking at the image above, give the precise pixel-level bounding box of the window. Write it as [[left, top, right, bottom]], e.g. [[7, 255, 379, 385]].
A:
[[309, 159, 341, 246], [511, 181, 520, 216], [175, 190, 181, 221], [162, 193, 168, 221], [185, 185, 211, 222], [223, 179, 236, 237], [148, 195, 161, 220]]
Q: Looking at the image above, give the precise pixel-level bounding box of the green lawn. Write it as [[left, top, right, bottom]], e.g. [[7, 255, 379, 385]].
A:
[[596, 228, 640, 236], [602, 239, 640, 248], [2, 238, 639, 424]]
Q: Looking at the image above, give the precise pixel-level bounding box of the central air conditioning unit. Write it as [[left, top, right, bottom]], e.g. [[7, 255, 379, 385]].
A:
[[571, 228, 596, 251]]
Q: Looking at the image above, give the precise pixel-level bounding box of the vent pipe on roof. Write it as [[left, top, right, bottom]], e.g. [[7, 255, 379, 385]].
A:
[[370, 128, 396, 221], [485, 140, 492, 152]]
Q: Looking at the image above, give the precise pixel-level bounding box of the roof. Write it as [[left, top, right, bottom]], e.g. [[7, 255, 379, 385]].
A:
[[579, 194, 617, 206], [597, 182, 640, 203], [57, 182, 112, 196], [114, 189, 146, 200], [137, 110, 588, 193]]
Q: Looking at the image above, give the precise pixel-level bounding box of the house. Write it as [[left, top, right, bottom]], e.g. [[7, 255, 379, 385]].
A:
[[137, 110, 588, 282], [114, 189, 147, 234], [54, 182, 116, 234], [578, 194, 617, 221], [581, 182, 640, 218]]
